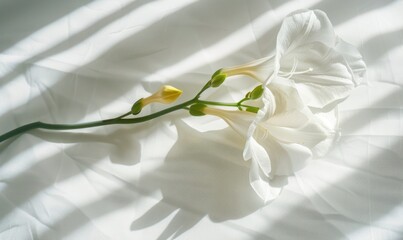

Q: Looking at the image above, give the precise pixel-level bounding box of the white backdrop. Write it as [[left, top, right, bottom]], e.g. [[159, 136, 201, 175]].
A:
[[0, 0, 402, 239]]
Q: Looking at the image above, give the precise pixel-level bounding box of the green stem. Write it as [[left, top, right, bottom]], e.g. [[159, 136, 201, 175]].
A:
[[0, 82, 257, 143], [0, 99, 196, 143], [237, 97, 249, 105], [194, 80, 211, 99]]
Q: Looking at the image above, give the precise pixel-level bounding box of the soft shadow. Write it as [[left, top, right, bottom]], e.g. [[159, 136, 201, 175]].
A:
[[131, 121, 264, 239], [0, 0, 92, 53], [362, 28, 403, 65], [252, 138, 402, 239], [249, 78, 403, 239], [339, 87, 403, 131], [314, 0, 396, 26], [0, 0, 154, 88], [0, 122, 149, 220]]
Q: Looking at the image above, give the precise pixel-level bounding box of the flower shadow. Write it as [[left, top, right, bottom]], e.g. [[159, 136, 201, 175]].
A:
[[130, 120, 264, 239]]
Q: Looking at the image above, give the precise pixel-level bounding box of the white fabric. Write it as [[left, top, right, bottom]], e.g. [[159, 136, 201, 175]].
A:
[[1, 0, 402, 239]]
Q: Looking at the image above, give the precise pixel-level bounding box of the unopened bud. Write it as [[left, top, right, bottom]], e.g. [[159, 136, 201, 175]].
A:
[[131, 85, 182, 115], [131, 99, 143, 115], [250, 85, 264, 99], [189, 103, 207, 116], [210, 73, 226, 88], [142, 85, 183, 106]]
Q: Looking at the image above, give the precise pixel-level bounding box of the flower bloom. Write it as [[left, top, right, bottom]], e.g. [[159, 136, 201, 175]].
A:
[[204, 78, 336, 201], [205, 9, 366, 201], [221, 9, 366, 110]]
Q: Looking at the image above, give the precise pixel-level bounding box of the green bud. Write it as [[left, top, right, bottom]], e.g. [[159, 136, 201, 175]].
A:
[[250, 85, 264, 100], [245, 91, 251, 99], [211, 69, 222, 79], [245, 106, 259, 113], [211, 73, 227, 88], [131, 99, 143, 115], [189, 103, 207, 116]]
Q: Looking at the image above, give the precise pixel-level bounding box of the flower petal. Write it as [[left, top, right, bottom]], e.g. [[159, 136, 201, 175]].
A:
[[261, 139, 312, 176], [221, 55, 275, 83], [244, 137, 271, 177], [274, 9, 366, 109], [264, 78, 332, 148], [275, 9, 337, 67], [203, 107, 255, 137], [249, 158, 282, 202], [280, 41, 365, 109]]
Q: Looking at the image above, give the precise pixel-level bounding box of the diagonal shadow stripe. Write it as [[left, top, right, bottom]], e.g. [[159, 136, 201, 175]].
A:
[[0, 122, 150, 220], [361, 28, 403, 65], [0, 0, 285, 132], [251, 138, 402, 239], [339, 87, 403, 132], [313, 0, 396, 26], [0, 0, 93, 53], [35, 121, 260, 240], [34, 125, 402, 239], [0, 0, 156, 89]]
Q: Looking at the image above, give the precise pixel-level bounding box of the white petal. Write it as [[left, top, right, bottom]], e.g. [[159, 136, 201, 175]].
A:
[[275, 10, 336, 64], [249, 158, 282, 202], [263, 78, 333, 148], [262, 139, 312, 176], [244, 137, 271, 177], [281, 42, 364, 109], [203, 107, 255, 137], [221, 55, 275, 83], [274, 9, 366, 109]]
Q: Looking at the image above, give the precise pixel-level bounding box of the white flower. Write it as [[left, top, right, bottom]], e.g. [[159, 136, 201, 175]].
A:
[[221, 9, 366, 110], [205, 9, 366, 201], [204, 78, 336, 201]]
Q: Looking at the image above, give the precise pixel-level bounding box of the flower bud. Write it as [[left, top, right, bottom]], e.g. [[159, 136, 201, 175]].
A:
[[250, 85, 264, 100], [131, 99, 143, 115], [210, 73, 226, 88], [131, 85, 182, 115], [189, 103, 207, 116], [144, 85, 183, 105]]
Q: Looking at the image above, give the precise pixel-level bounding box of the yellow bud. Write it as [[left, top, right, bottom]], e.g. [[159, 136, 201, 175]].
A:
[[142, 85, 182, 106]]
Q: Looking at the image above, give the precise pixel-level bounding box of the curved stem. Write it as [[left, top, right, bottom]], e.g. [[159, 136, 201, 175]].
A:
[[0, 80, 259, 143], [237, 97, 249, 105], [0, 99, 196, 143], [194, 81, 211, 99]]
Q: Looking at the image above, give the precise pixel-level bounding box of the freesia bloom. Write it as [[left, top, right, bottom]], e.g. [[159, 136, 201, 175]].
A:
[[220, 9, 366, 110], [204, 78, 336, 201], [205, 10, 366, 201]]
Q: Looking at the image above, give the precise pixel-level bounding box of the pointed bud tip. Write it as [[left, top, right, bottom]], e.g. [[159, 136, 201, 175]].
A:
[[157, 85, 183, 104]]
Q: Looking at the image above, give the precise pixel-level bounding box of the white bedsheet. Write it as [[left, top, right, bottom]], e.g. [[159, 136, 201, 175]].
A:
[[0, 0, 402, 239]]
